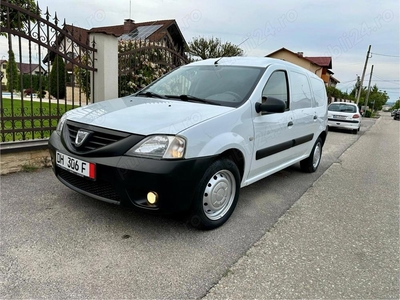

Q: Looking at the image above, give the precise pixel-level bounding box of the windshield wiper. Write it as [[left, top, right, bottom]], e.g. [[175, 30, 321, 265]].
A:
[[164, 94, 220, 105], [136, 91, 166, 99]]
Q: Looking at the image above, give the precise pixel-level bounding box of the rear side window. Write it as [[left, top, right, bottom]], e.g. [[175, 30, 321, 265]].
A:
[[310, 77, 327, 107], [290, 71, 312, 110], [328, 104, 357, 113], [262, 70, 289, 109]]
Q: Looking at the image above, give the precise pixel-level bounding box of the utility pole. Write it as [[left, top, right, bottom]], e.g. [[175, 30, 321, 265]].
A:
[[356, 45, 371, 105], [355, 75, 360, 99], [364, 64, 374, 114]]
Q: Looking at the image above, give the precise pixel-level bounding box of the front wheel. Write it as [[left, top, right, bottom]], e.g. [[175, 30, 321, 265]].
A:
[[189, 159, 240, 230], [300, 137, 323, 173]]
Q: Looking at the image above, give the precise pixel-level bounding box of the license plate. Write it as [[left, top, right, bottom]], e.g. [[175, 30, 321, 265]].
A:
[[56, 151, 96, 179], [333, 115, 346, 119]]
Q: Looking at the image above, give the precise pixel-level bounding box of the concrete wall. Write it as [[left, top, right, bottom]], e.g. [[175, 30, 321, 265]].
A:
[[268, 51, 322, 77], [66, 86, 87, 104], [0, 148, 51, 175], [90, 33, 119, 102]]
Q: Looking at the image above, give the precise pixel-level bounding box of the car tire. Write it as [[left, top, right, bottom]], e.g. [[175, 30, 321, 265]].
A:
[[352, 129, 358, 134], [188, 159, 240, 230], [300, 137, 323, 173]]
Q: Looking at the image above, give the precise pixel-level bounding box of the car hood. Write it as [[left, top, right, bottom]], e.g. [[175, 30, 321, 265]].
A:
[[65, 96, 234, 135]]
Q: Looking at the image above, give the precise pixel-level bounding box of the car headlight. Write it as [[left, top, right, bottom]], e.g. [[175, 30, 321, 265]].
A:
[[126, 135, 186, 159], [56, 114, 67, 135]]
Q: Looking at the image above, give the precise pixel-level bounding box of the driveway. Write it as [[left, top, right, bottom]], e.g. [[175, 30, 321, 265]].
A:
[[1, 118, 377, 299]]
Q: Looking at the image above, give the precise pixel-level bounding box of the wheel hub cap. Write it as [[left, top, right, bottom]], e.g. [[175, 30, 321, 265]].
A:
[[203, 170, 236, 220], [313, 143, 321, 168]]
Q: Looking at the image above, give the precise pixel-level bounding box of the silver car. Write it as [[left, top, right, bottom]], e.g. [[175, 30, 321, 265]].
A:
[[327, 102, 362, 134]]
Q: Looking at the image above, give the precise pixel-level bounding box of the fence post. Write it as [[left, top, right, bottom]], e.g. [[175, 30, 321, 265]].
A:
[[89, 32, 118, 102]]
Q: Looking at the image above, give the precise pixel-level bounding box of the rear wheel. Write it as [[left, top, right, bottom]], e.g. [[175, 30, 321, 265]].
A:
[[300, 137, 322, 173], [189, 159, 240, 230]]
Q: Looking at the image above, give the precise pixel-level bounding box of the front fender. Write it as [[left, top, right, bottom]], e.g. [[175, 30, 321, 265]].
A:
[[196, 132, 250, 159]]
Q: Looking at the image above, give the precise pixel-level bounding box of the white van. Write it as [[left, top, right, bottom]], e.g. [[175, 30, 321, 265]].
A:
[[49, 57, 328, 229]]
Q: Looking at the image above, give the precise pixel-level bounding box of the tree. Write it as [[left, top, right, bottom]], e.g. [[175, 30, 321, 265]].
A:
[[6, 49, 19, 92], [350, 84, 389, 111], [367, 85, 389, 111], [326, 86, 343, 99], [391, 100, 400, 110], [186, 37, 243, 60], [0, 0, 39, 37], [74, 55, 91, 100], [118, 39, 174, 95], [49, 55, 66, 99]]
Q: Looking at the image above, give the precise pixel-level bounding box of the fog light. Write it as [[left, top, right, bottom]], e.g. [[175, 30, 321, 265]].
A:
[[147, 191, 158, 205]]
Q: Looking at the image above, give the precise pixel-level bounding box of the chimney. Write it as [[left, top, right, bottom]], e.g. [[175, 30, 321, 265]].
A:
[[297, 52, 304, 57], [124, 19, 135, 33]]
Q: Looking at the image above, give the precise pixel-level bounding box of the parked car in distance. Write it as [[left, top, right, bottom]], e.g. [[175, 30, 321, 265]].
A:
[[393, 109, 400, 120], [391, 109, 398, 117], [48, 57, 328, 230], [327, 102, 362, 134]]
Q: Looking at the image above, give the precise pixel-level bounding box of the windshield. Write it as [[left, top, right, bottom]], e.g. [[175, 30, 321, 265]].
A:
[[328, 103, 357, 113], [138, 65, 265, 107]]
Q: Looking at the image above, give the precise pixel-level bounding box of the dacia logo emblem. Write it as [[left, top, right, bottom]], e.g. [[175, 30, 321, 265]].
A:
[[75, 130, 91, 147]]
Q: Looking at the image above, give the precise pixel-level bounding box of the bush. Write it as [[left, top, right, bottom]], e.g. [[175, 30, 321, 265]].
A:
[[49, 55, 66, 99], [364, 110, 372, 118]]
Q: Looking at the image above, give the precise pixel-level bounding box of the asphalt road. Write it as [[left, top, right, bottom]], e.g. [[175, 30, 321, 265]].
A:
[[0, 116, 381, 299]]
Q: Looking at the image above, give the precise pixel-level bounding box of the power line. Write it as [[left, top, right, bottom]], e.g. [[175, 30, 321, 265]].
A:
[[371, 52, 400, 58], [372, 74, 400, 87], [339, 79, 357, 84]]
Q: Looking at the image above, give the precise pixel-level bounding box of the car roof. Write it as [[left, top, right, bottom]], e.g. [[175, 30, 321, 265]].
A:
[[329, 102, 357, 105], [185, 57, 323, 81], [187, 56, 300, 69]]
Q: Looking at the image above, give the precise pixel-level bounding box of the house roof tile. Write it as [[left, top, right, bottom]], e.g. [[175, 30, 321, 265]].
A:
[[63, 24, 90, 44], [90, 19, 176, 39], [304, 56, 332, 68], [17, 62, 42, 74], [266, 47, 320, 67]]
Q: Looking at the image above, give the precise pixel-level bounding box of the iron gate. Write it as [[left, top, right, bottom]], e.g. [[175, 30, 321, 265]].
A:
[[0, 1, 97, 142]]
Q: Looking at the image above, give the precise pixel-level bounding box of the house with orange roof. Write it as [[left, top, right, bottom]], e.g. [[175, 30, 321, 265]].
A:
[[43, 18, 187, 67], [266, 47, 340, 87]]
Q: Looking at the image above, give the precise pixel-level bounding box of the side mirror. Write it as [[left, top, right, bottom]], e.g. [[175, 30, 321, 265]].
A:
[[255, 97, 286, 113]]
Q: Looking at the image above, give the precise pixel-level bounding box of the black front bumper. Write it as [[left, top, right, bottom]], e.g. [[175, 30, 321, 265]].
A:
[[48, 132, 216, 214]]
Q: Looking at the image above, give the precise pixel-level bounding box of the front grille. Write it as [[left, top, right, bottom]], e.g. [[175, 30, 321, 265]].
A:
[[58, 168, 120, 202], [67, 122, 129, 151]]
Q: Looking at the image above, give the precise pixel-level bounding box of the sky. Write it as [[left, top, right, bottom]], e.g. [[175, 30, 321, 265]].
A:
[[2, 0, 399, 102]]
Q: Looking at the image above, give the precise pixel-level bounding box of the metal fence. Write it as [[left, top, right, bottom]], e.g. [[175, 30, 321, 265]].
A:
[[0, 1, 96, 142], [118, 39, 188, 96]]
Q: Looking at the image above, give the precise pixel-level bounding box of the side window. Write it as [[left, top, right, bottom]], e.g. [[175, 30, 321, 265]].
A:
[[310, 77, 327, 107], [290, 71, 312, 110], [262, 71, 289, 109]]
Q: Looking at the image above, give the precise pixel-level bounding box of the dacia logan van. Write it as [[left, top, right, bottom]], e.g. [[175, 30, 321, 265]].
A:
[[49, 57, 328, 229]]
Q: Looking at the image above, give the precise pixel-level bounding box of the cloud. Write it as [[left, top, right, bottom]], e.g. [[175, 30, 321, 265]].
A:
[[2, 0, 399, 100]]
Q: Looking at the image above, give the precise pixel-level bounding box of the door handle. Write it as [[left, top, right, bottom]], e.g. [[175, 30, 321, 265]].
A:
[[287, 121, 293, 127]]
